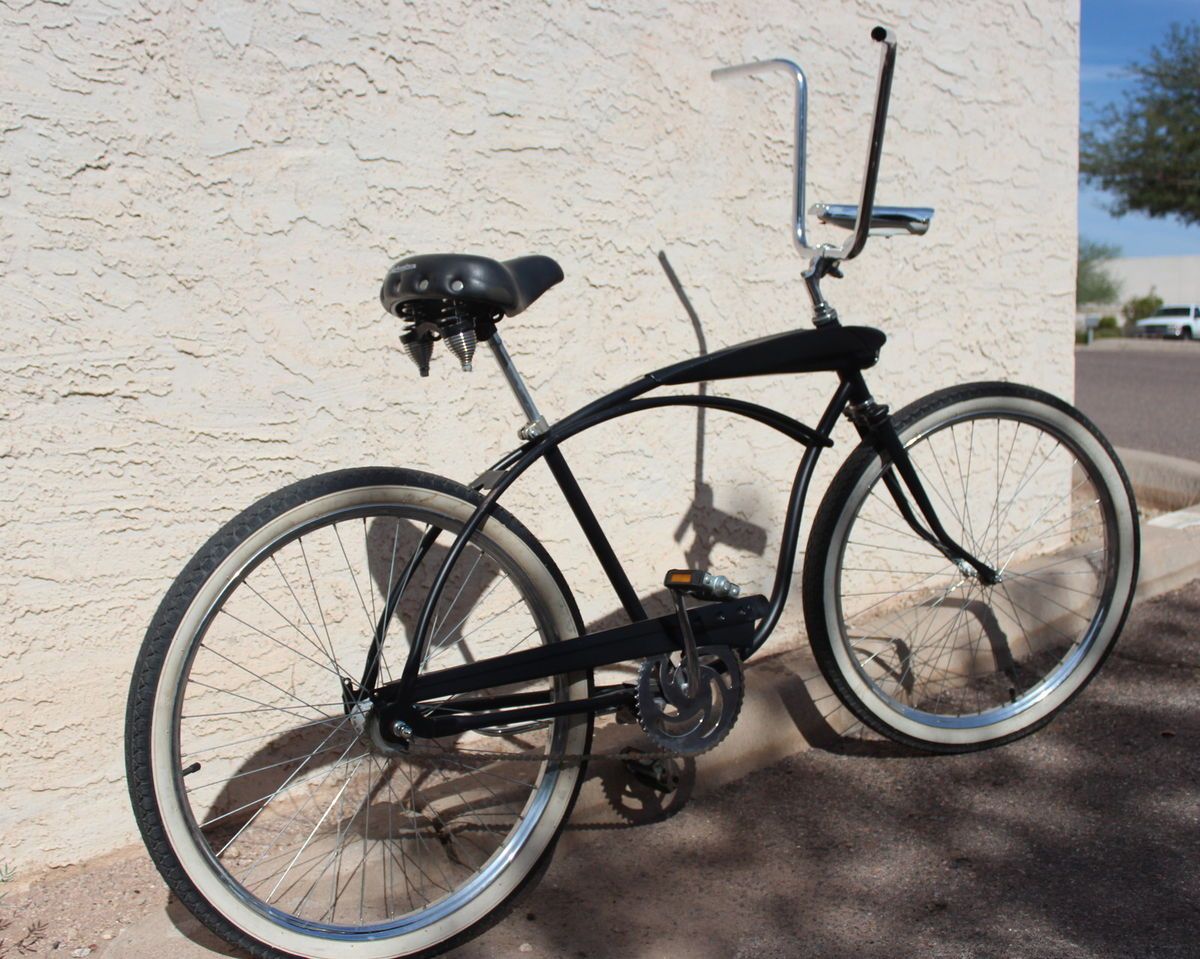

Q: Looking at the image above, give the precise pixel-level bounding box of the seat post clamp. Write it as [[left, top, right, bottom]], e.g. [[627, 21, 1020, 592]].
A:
[[844, 398, 889, 430]]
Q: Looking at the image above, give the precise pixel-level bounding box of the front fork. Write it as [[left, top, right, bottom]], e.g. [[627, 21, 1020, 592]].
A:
[[842, 371, 999, 586]]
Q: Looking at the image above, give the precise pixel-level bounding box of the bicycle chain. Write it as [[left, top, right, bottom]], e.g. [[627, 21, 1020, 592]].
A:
[[405, 653, 743, 767], [413, 742, 684, 765], [411, 701, 729, 766]]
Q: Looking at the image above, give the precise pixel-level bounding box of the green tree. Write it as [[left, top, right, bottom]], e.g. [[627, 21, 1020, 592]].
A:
[[1076, 238, 1122, 306], [1122, 290, 1163, 326], [1080, 22, 1200, 225]]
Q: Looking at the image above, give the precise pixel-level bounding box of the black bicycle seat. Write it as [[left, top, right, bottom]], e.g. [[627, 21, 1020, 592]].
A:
[[381, 253, 564, 319]]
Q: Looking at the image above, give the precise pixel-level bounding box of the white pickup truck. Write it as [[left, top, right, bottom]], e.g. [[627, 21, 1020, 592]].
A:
[[1135, 304, 1200, 339]]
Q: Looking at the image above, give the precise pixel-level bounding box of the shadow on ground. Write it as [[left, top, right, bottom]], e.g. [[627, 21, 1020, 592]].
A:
[[147, 585, 1200, 959], [447, 584, 1200, 959]]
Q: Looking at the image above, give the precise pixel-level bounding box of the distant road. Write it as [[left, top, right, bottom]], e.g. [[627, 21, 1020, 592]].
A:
[[1075, 340, 1200, 461]]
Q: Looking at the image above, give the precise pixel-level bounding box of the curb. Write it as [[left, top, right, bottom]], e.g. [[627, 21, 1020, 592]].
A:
[[568, 451, 1200, 829], [1117, 447, 1200, 512], [1135, 444, 1200, 598]]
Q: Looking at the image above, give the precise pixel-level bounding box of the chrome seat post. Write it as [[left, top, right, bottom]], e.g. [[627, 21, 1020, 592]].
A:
[[488, 333, 550, 440]]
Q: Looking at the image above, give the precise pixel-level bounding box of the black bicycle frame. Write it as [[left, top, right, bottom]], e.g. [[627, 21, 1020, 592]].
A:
[[366, 327, 998, 739], [366, 25, 999, 736], [390, 346, 850, 687]]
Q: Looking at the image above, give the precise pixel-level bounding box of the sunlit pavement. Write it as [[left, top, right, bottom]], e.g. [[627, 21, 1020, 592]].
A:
[[1077, 341, 1200, 462]]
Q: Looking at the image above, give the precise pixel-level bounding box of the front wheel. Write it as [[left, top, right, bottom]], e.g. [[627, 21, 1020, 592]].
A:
[[126, 468, 591, 959], [803, 382, 1139, 752]]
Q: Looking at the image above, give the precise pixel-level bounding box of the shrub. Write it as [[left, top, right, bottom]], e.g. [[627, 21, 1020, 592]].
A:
[[1122, 291, 1163, 328]]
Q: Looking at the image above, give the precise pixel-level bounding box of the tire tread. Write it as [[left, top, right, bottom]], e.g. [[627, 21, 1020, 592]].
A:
[[125, 467, 588, 959]]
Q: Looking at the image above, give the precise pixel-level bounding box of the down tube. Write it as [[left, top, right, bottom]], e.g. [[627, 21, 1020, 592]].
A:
[[745, 377, 854, 657], [395, 381, 853, 691]]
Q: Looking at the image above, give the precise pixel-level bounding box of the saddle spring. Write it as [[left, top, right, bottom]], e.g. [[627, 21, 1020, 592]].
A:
[[398, 299, 498, 376]]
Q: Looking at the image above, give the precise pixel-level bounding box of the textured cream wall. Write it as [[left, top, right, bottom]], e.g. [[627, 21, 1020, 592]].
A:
[[0, 0, 1078, 868]]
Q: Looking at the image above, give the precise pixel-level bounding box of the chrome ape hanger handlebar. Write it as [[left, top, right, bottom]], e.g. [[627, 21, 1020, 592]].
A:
[[711, 56, 816, 252], [713, 26, 932, 263]]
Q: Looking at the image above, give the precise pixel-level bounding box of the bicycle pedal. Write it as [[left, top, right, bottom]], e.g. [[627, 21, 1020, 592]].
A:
[[620, 748, 682, 794], [663, 569, 741, 601], [614, 703, 639, 725]]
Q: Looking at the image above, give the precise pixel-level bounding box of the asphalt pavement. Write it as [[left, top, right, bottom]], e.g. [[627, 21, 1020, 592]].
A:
[[1076, 340, 1200, 461]]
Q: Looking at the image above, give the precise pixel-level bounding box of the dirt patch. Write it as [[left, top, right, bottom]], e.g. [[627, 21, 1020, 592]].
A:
[[0, 847, 165, 957]]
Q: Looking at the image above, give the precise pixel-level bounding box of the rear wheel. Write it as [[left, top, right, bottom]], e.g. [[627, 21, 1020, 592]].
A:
[[126, 468, 591, 958], [803, 383, 1139, 752]]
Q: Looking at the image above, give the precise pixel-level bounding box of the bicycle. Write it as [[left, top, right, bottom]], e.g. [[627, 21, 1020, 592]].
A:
[[125, 26, 1139, 959]]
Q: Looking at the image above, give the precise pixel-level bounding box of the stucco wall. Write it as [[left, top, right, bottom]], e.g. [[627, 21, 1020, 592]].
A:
[[0, 0, 1079, 869]]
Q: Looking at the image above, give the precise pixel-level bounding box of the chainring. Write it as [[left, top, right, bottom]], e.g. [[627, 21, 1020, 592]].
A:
[[634, 645, 744, 756]]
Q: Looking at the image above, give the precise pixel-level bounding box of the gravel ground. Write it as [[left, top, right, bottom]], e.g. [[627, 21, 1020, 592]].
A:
[[4, 581, 1198, 959]]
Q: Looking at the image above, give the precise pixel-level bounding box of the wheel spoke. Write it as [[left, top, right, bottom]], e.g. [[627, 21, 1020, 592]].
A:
[[829, 401, 1127, 737], [144, 490, 584, 945]]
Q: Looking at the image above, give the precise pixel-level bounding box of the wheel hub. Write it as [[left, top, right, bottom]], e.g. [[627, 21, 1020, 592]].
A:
[[346, 697, 412, 757], [367, 706, 413, 757]]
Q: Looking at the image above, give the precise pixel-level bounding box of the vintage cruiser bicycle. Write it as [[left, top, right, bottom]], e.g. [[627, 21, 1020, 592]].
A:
[[126, 27, 1139, 959]]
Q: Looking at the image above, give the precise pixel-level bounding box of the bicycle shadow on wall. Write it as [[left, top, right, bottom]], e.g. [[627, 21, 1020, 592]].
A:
[[653, 254, 904, 757]]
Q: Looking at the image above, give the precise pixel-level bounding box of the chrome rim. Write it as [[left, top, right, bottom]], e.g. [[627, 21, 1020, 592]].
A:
[[168, 502, 573, 939], [833, 410, 1119, 729]]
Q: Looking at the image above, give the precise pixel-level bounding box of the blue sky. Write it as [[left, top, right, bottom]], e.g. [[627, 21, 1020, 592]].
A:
[[1080, 0, 1200, 256]]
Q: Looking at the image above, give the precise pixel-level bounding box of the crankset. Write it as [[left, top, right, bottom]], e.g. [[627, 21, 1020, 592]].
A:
[[635, 644, 745, 756], [633, 568, 746, 756]]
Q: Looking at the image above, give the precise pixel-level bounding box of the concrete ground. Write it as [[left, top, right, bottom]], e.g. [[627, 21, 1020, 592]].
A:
[[1076, 339, 1200, 460], [463, 579, 1199, 959], [5, 579, 1198, 959]]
